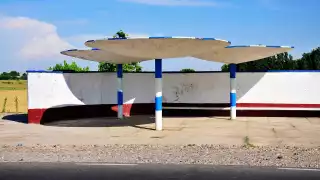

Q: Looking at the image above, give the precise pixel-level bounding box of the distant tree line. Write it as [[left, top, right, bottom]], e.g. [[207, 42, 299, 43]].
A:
[[26, 46, 320, 75], [180, 68, 196, 72], [48, 60, 90, 72], [221, 47, 320, 71], [3, 46, 319, 79], [0, 71, 27, 80]]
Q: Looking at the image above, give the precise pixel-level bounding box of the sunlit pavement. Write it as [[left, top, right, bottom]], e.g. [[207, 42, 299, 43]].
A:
[[1, 116, 320, 146]]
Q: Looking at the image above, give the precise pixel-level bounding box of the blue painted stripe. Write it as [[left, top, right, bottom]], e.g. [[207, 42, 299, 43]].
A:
[[230, 64, 236, 78], [62, 48, 100, 52], [227, 45, 294, 48], [117, 91, 123, 105], [266, 70, 320, 72], [196, 37, 216, 40], [107, 37, 127, 40], [155, 59, 162, 78], [26, 70, 63, 73], [230, 93, 237, 107], [26, 70, 320, 74], [98, 36, 228, 41], [227, 45, 254, 48], [155, 96, 162, 111], [85, 37, 230, 43], [236, 70, 320, 73], [86, 40, 95, 43], [149, 36, 172, 39], [66, 49, 78, 51], [265, 45, 281, 48], [265, 45, 294, 48], [117, 64, 123, 78]]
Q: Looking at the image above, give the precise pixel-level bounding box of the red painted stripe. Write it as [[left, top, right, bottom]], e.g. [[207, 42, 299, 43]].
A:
[[28, 109, 45, 124], [237, 103, 320, 108], [27, 103, 320, 124], [111, 104, 133, 117]]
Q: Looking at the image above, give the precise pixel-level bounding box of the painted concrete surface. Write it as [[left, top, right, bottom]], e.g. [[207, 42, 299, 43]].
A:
[[28, 72, 320, 110], [194, 45, 293, 64], [1, 116, 320, 147], [83, 37, 231, 60]]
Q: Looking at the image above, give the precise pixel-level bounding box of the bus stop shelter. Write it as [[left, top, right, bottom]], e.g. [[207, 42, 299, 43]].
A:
[[61, 37, 293, 131]]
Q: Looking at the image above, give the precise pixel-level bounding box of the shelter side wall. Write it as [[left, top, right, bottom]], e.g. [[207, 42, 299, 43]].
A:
[[28, 73, 117, 109], [237, 72, 320, 109], [27, 72, 320, 123]]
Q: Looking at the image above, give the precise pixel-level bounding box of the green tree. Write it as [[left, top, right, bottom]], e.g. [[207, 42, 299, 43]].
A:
[[48, 60, 90, 72], [221, 52, 296, 71], [0, 71, 20, 80], [221, 64, 229, 72], [20, 73, 27, 80], [0, 72, 11, 80], [8, 71, 20, 80], [123, 62, 142, 72], [115, 30, 128, 39], [98, 62, 142, 72], [296, 47, 320, 70], [98, 30, 143, 72], [98, 63, 117, 72], [180, 68, 195, 72]]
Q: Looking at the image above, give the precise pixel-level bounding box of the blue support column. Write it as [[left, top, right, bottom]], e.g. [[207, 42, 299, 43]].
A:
[[230, 64, 237, 120], [155, 59, 162, 130], [117, 64, 123, 119]]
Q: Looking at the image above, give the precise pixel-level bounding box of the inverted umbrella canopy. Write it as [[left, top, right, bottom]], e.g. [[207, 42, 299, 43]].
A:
[[193, 45, 294, 64], [84, 37, 231, 59], [60, 48, 152, 64]]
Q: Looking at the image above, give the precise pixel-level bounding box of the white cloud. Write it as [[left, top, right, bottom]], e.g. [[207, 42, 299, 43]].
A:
[[118, 0, 218, 6], [0, 16, 73, 61], [0, 16, 164, 72], [0, 15, 219, 72]]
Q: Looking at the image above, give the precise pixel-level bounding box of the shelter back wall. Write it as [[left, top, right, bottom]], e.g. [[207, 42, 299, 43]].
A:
[[27, 72, 320, 123]]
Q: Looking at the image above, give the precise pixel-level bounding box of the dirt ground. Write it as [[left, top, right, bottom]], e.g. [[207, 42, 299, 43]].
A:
[[1, 115, 320, 147]]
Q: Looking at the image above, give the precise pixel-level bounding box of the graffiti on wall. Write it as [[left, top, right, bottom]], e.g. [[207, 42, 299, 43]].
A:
[[171, 83, 196, 103]]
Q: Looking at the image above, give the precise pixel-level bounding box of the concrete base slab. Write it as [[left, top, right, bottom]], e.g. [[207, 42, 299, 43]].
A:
[[1, 115, 320, 147]]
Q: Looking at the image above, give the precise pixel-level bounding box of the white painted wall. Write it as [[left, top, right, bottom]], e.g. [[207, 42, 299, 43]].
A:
[[28, 72, 320, 110]]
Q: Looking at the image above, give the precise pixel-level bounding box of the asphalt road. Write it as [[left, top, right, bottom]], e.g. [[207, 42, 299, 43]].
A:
[[0, 163, 320, 180]]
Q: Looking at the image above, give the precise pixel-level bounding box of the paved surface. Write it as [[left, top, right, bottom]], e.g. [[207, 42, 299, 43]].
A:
[[0, 163, 320, 180], [1, 115, 320, 146]]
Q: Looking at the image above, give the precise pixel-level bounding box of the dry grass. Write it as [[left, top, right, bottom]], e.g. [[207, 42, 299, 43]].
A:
[[0, 80, 27, 90], [0, 80, 27, 113]]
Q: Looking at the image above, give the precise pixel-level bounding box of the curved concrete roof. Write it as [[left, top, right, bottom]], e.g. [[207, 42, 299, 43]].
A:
[[60, 48, 152, 64], [61, 37, 294, 65], [193, 45, 294, 64], [84, 36, 231, 59]]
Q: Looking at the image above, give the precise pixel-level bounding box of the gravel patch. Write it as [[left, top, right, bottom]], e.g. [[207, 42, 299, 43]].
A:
[[1, 144, 319, 168]]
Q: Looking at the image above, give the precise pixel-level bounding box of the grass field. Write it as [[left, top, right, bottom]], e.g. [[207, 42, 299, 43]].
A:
[[0, 80, 27, 113]]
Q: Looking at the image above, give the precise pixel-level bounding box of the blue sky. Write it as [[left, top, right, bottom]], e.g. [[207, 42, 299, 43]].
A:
[[0, 0, 319, 72]]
